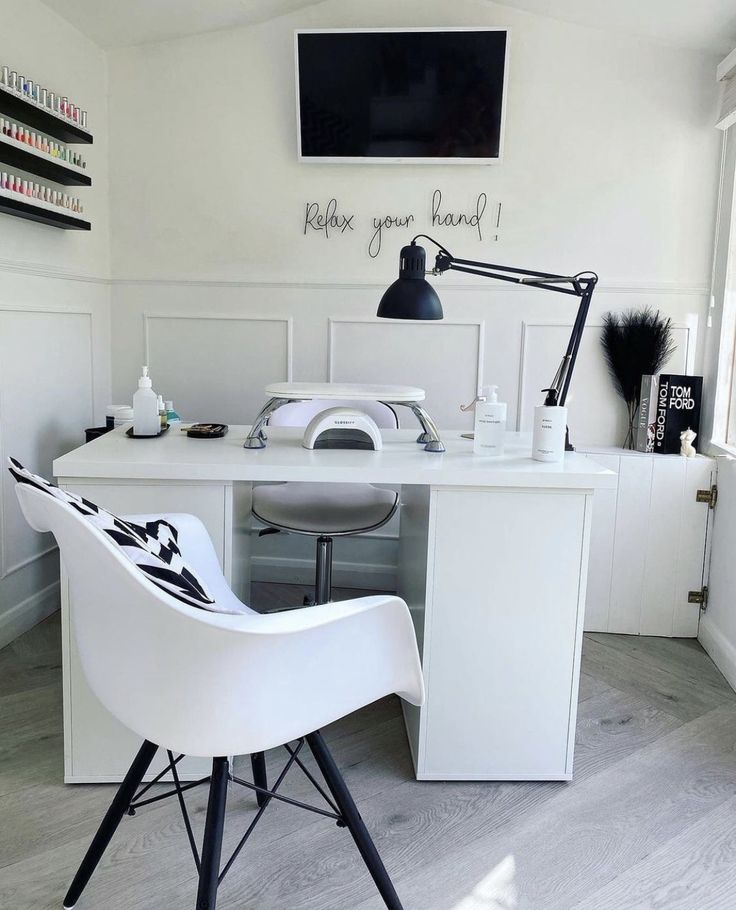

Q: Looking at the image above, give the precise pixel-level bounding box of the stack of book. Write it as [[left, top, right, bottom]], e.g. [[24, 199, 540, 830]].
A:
[[634, 374, 702, 453]]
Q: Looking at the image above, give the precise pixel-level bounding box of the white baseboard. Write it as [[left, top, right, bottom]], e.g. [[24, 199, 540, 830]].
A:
[[251, 556, 396, 591], [0, 581, 60, 650], [698, 618, 736, 694]]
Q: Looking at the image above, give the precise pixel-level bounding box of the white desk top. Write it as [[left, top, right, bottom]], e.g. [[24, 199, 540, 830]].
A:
[[264, 382, 425, 402], [55, 427, 617, 490]]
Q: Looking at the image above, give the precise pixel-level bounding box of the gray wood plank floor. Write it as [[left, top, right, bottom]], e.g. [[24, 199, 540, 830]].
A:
[[2, 583, 736, 910]]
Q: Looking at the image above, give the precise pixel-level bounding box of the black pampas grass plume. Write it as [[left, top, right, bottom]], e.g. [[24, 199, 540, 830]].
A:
[[601, 307, 676, 406], [600, 307, 676, 447]]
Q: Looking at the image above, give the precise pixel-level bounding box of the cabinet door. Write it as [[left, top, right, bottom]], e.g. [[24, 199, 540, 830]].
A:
[[422, 488, 589, 780]]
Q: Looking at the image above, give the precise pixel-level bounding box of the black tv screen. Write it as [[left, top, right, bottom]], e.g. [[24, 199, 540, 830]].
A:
[[296, 29, 508, 163]]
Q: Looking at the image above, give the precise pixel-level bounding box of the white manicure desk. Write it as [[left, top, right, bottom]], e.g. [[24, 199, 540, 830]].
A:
[[54, 426, 614, 783]]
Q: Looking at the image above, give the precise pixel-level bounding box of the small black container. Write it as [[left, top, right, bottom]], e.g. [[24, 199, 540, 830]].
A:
[[85, 426, 113, 444]]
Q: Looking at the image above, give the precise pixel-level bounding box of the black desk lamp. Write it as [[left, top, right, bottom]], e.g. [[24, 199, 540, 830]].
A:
[[377, 235, 598, 448]]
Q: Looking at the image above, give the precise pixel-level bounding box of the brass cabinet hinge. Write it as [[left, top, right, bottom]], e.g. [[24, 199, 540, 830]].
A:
[[688, 586, 709, 611], [695, 485, 718, 509]]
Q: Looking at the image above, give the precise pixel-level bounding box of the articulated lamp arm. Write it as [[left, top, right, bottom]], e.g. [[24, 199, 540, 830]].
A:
[[402, 235, 598, 409]]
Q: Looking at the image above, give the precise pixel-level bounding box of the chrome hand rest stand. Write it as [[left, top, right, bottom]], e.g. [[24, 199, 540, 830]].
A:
[[243, 382, 446, 452]]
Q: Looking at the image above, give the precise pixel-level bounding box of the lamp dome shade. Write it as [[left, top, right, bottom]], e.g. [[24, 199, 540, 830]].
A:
[[376, 243, 444, 320]]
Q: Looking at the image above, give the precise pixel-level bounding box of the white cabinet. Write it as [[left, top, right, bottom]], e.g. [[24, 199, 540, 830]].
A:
[[581, 449, 716, 637]]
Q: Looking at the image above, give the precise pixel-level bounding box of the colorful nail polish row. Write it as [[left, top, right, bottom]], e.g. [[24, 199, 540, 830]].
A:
[[0, 64, 88, 129], [0, 172, 84, 214], [0, 118, 86, 168]]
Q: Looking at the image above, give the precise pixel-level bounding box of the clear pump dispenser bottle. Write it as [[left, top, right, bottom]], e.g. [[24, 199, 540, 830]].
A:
[[133, 366, 160, 436]]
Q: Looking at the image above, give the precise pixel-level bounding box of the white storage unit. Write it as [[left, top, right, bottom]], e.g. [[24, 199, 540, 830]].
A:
[[580, 448, 716, 637]]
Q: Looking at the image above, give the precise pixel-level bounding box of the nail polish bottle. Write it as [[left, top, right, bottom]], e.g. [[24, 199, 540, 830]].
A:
[[9, 71, 17, 91], [1, 66, 7, 85], [81, 111, 87, 129]]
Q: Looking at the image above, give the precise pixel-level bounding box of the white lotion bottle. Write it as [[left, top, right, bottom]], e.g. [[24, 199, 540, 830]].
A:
[[532, 404, 568, 462], [473, 385, 507, 456], [133, 366, 160, 436]]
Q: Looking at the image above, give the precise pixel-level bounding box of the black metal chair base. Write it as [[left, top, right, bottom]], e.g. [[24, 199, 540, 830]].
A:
[[63, 732, 404, 910]]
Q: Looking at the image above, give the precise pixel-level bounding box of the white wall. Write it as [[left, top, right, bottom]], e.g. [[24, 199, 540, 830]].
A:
[[0, 0, 111, 646], [699, 111, 736, 682], [104, 0, 722, 590], [107, 0, 720, 438]]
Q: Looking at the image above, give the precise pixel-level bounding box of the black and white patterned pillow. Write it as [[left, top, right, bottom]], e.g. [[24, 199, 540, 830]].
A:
[[7, 457, 234, 613]]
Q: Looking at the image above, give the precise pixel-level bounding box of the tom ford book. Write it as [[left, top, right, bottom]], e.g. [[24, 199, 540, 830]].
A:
[[635, 374, 658, 453], [652, 374, 703, 454]]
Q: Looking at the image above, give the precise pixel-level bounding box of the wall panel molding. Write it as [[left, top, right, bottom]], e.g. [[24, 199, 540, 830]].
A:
[[328, 317, 485, 427], [517, 315, 699, 440], [142, 312, 293, 425], [111, 276, 711, 296], [0, 306, 96, 580], [0, 256, 106, 284], [143, 312, 294, 380]]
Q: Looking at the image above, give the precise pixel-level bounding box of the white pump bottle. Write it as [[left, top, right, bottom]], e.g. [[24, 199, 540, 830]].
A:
[[133, 366, 160, 436], [473, 385, 507, 456]]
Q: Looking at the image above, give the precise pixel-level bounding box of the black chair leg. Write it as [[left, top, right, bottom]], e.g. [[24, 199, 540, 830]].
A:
[[63, 740, 159, 909], [306, 732, 404, 910], [195, 757, 229, 910], [250, 752, 268, 808]]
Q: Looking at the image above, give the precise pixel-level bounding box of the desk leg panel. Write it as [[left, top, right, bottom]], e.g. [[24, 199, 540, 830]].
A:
[[412, 486, 590, 781]]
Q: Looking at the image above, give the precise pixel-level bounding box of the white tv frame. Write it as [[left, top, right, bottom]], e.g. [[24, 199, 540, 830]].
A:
[[294, 27, 510, 166]]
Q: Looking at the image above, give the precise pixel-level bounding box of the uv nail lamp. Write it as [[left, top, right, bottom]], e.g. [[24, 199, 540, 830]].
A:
[[302, 408, 383, 451]]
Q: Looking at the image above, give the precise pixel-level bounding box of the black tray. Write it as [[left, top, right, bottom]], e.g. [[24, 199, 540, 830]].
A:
[[126, 424, 170, 439]]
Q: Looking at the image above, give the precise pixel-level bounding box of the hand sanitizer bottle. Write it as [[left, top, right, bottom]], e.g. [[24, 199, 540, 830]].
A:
[[474, 385, 507, 456], [133, 366, 160, 436]]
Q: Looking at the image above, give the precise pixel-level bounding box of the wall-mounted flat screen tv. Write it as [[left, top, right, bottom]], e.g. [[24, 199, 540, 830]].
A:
[[295, 28, 509, 164]]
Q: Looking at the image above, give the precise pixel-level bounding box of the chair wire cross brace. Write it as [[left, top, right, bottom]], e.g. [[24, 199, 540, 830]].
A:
[[125, 740, 348, 890]]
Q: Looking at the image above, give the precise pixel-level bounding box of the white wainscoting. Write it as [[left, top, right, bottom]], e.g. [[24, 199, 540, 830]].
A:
[[112, 279, 707, 443], [519, 317, 698, 447], [106, 278, 708, 630], [0, 275, 110, 648]]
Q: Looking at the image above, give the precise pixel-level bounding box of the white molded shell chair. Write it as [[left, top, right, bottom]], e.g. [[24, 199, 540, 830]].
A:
[[252, 398, 400, 605], [14, 481, 424, 910]]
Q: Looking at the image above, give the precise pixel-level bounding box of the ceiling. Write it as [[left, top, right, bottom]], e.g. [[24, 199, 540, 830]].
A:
[[41, 0, 736, 53], [40, 0, 321, 49], [492, 0, 736, 55]]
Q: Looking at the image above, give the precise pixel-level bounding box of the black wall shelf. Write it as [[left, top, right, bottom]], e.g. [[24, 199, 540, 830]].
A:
[[0, 85, 92, 144], [0, 135, 90, 186], [0, 193, 90, 230]]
